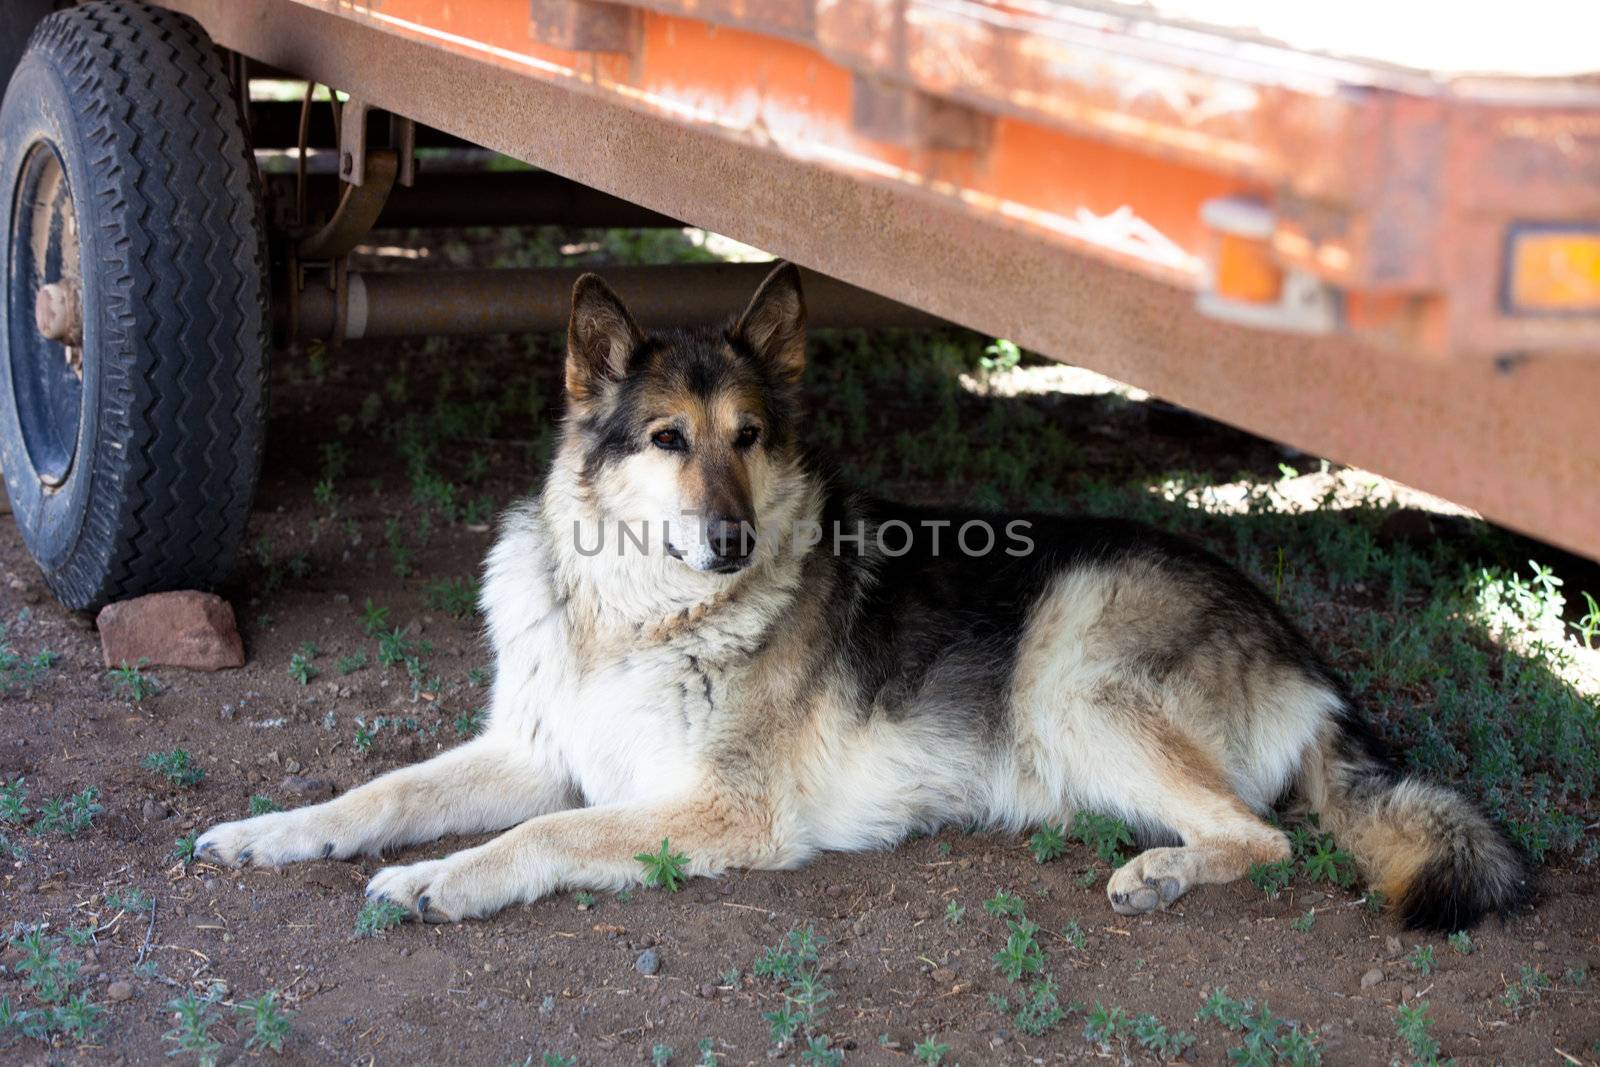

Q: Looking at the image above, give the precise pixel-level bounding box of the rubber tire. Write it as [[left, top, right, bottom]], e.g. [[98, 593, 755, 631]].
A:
[[0, 1, 268, 611]]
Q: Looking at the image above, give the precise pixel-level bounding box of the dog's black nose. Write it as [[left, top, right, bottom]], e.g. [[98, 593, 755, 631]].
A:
[[706, 516, 754, 561]]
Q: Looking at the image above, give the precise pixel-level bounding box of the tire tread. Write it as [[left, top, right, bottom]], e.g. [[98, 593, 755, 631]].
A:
[[21, 1, 268, 609]]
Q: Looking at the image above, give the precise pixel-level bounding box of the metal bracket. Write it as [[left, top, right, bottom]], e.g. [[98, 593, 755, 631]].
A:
[[338, 97, 416, 188], [338, 97, 370, 185], [390, 113, 416, 187], [297, 148, 398, 260]]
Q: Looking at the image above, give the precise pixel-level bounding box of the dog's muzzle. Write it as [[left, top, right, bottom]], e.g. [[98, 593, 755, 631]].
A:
[[704, 515, 755, 572]]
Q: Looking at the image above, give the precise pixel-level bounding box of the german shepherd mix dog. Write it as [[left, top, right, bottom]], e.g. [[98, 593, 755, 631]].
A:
[[198, 264, 1531, 931]]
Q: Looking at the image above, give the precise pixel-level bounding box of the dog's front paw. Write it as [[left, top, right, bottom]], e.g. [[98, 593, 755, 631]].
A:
[[196, 812, 341, 870], [365, 850, 516, 923]]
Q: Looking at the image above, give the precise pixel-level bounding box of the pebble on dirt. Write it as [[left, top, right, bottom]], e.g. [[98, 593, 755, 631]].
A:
[[634, 948, 660, 975], [280, 775, 336, 800], [96, 590, 245, 671]]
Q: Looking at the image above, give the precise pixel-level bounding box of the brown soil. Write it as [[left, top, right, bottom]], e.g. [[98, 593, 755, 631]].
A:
[[2, 317, 1597, 1067]]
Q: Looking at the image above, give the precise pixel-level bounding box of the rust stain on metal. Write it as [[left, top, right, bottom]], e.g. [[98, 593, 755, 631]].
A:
[[528, 0, 638, 52]]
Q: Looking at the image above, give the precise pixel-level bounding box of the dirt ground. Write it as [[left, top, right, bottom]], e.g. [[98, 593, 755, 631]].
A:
[[2, 243, 1598, 1065]]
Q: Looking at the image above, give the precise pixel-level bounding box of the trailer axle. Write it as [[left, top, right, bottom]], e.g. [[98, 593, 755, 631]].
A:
[[290, 263, 944, 341]]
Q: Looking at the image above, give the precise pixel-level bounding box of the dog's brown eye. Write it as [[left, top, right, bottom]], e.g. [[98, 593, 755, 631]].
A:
[[735, 426, 760, 449], [652, 428, 684, 450]]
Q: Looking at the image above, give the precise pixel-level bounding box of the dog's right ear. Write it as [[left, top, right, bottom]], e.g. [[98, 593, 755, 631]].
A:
[[567, 274, 642, 402]]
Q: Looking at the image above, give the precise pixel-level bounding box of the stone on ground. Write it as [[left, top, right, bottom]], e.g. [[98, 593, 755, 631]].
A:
[[96, 591, 245, 671]]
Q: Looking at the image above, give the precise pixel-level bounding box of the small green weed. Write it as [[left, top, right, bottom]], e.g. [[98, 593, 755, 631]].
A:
[[754, 927, 823, 983], [1071, 811, 1134, 865], [4, 926, 105, 1043], [1302, 840, 1358, 888], [635, 838, 689, 891], [237, 989, 293, 1052], [172, 831, 199, 865], [424, 576, 480, 618], [1500, 964, 1551, 1011], [1082, 1002, 1194, 1060], [143, 749, 205, 788], [0, 622, 58, 696], [754, 926, 833, 1051], [1248, 859, 1295, 898], [31, 788, 102, 838], [287, 651, 318, 685], [1, 776, 27, 824], [982, 890, 1026, 918], [1028, 822, 1068, 863], [359, 598, 390, 636], [1395, 1001, 1444, 1065], [163, 991, 223, 1066], [454, 707, 486, 738], [1013, 972, 1065, 1036], [353, 716, 381, 754], [1573, 590, 1600, 649], [992, 918, 1045, 982], [355, 898, 409, 937], [799, 1035, 843, 1065], [109, 659, 158, 701], [914, 1035, 951, 1065], [105, 886, 153, 913], [249, 794, 281, 815], [1198, 987, 1322, 1066]]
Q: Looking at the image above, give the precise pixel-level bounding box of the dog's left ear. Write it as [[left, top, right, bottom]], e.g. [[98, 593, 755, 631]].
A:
[[733, 262, 806, 384], [567, 274, 643, 402]]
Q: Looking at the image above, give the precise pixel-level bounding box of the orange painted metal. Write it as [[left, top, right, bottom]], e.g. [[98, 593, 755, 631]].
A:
[[154, 0, 1600, 559]]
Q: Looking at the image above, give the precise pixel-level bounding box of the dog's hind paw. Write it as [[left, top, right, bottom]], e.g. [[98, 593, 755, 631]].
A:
[[195, 812, 339, 870], [1105, 848, 1190, 915]]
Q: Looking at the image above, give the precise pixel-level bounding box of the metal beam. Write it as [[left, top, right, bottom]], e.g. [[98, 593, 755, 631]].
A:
[[162, 0, 1600, 559], [292, 264, 943, 340], [269, 170, 682, 231], [248, 99, 473, 150]]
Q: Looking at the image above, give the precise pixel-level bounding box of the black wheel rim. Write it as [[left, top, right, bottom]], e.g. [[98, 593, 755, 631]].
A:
[[8, 140, 83, 488]]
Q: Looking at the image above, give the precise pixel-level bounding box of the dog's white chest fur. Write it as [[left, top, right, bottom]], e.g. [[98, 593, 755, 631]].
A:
[[540, 656, 704, 806], [480, 504, 734, 808]]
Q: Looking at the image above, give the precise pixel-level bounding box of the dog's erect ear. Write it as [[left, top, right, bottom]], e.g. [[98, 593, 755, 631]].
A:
[[567, 274, 643, 401], [733, 262, 806, 384]]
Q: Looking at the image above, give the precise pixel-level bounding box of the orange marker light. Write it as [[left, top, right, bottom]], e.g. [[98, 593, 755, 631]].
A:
[[1508, 228, 1600, 313], [1215, 232, 1282, 304]]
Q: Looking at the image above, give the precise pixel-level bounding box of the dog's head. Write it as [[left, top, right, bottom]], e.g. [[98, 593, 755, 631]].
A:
[[560, 262, 808, 574]]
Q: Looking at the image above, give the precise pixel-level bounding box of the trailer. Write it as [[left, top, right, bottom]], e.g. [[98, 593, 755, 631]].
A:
[[3, 0, 1598, 608]]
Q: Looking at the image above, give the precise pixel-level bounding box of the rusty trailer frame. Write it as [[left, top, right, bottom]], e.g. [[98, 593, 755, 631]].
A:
[[158, 0, 1600, 560]]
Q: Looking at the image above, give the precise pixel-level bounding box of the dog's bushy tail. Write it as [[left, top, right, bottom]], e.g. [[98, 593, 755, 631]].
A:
[[1298, 706, 1533, 931]]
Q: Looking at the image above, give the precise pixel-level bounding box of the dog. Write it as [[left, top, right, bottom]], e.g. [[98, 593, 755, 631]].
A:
[[197, 263, 1531, 931]]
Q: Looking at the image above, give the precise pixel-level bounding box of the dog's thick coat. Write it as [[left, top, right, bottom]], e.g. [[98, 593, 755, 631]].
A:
[[198, 265, 1531, 931]]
